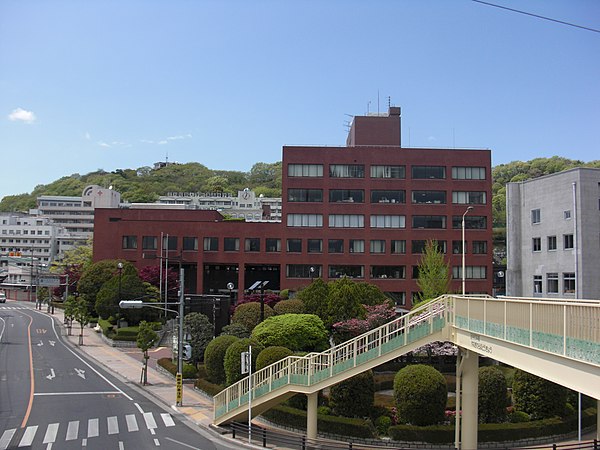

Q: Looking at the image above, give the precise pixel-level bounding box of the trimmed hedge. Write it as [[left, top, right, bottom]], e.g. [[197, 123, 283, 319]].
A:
[[204, 335, 239, 384], [394, 365, 447, 426], [256, 346, 294, 371], [157, 357, 198, 379]]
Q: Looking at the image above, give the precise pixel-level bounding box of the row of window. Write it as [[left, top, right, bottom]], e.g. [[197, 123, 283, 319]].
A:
[[1, 229, 50, 235], [288, 164, 486, 180], [286, 264, 487, 279], [288, 189, 487, 205], [286, 214, 488, 229], [123, 235, 488, 255], [533, 273, 576, 295], [531, 208, 572, 224], [532, 234, 574, 252]]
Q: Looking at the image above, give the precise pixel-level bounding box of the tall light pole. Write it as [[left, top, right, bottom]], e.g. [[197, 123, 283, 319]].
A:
[[117, 262, 123, 328], [462, 206, 474, 295]]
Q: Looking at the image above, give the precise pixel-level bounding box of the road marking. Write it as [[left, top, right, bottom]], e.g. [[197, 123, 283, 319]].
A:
[[18, 425, 37, 447], [87, 418, 99, 438], [75, 368, 86, 379], [46, 368, 56, 380], [126, 414, 139, 432], [36, 328, 47, 334], [164, 437, 203, 450], [37, 341, 44, 346], [154, 438, 160, 446], [65, 421, 79, 441], [49, 340, 55, 346], [34, 390, 122, 396], [143, 412, 157, 430], [107, 416, 119, 435], [161, 413, 175, 427], [20, 313, 35, 429], [134, 402, 144, 414], [119, 442, 125, 450], [43, 423, 59, 444], [0, 429, 16, 450], [82, 438, 87, 446]]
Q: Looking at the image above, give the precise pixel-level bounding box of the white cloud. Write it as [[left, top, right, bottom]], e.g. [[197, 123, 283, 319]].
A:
[[158, 140, 168, 145], [8, 107, 36, 123], [166, 133, 192, 141], [98, 141, 111, 148]]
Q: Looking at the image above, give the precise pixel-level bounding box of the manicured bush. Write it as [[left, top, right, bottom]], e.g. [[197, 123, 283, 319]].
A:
[[219, 323, 250, 339], [232, 302, 275, 332], [251, 314, 328, 352], [375, 415, 392, 436], [194, 377, 223, 396], [393, 364, 447, 426], [478, 366, 508, 423], [330, 370, 374, 418], [204, 335, 239, 384], [157, 357, 198, 379], [224, 338, 264, 385], [508, 411, 531, 423], [256, 346, 293, 371], [513, 369, 567, 419], [273, 299, 305, 315]]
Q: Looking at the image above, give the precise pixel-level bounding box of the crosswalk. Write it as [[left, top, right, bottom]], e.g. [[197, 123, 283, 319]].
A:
[[0, 411, 176, 449], [0, 306, 28, 310]]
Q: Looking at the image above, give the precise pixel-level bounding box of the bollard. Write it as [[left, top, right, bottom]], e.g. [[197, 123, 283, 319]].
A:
[[262, 428, 266, 447], [232, 427, 236, 439], [594, 439, 598, 450], [348, 442, 353, 450], [301, 436, 306, 450]]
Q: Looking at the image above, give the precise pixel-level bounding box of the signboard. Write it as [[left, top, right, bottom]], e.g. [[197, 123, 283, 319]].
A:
[[176, 373, 183, 405], [38, 275, 60, 287]]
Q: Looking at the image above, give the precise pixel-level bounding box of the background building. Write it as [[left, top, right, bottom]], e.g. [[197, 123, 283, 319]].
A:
[[506, 168, 600, 299]]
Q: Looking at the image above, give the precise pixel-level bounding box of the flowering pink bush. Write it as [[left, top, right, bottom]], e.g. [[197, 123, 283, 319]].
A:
[[332, 302, 396, 344]]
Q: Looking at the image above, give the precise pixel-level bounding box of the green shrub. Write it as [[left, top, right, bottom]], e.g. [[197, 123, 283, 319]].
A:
[[219, 323, 250, 339], [224, 338, 264, 385], [478, 366, 507, 423], [157, 357, 197, 379], [279, 289, 289, 300], [182, 363, 198, 379], [375, 415, 392, 436], [388, 424, 454, 443], [393, 364, 447, 426], [251, 314, 328, 352], [513, 369, 567, 419], [273, 299, 305, 315], [256, 346, 293, 371], [317, 406, 331, 415], [194, 377, 223, 396], [204, 335, 238, 384], [330, 370, 374, 418], [232, 302, 275, 332], [508, 410, 531, 423]]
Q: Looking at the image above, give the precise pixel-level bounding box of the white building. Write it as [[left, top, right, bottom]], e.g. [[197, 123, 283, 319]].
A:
[[506, 168, 600, 299]]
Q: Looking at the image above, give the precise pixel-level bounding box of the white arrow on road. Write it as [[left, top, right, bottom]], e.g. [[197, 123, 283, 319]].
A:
[[49, 340, 55, 346], [46, 369, 56, 380], [37, 341, 43, 347], [75, 368, 86, 379]]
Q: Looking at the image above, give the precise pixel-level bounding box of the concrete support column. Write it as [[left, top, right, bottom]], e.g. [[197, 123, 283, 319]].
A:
[[306, 392, 318, 440], [597, 399, 600, 440], [461, 351, 479, 450]]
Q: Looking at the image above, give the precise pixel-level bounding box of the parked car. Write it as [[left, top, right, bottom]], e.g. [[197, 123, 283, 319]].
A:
[[0, 292, 6, 303]]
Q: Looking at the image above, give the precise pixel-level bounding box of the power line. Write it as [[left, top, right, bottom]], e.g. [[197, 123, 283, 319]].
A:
[[472, 0, 600, 34]]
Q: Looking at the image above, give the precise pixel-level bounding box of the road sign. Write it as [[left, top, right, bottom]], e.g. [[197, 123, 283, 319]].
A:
[[176, 373, 183, 405], [38, 275, 60, 287]]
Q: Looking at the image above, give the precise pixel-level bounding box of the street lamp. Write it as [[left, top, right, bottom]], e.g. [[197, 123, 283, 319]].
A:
[[117, 262, 123, 328], [461, 206, 474, 296], [309, 266, 316, 282]]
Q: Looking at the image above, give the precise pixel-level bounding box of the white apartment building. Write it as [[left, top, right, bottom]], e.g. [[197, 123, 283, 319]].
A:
[[506, 168, 600, 299]]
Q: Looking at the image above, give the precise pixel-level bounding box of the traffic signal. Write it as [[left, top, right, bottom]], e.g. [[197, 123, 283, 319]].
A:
[[182, 344, 192, 360]]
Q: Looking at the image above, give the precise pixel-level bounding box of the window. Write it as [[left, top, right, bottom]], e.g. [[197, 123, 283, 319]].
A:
[[452, 216, 487, 229], [371, 266, 405, 279], [224, 238, 239, 251], [472, 241, 487, 254], [287, 264, 322, 278], [531, 209, 541, 224], [183, 237, 198, 251], [163, 235, 178, 250], [412, 191, 446, 204], [412, 166, 445, 179], [203, 237, 218, 251], [452, 266, 487, 279], [452, 241, 464, 254], [547, 273, 559, 294], [328, 239, 344, 253], [370, 165, 405, 179], [391, 240, 406, 254], [245, 238, 260, 252], [563, 234, 574, 249], [412, 215, 446, 229], [265, 238, 281, 252], [122, 235, 137, 249], [329, 214, 364, 228], [329, 189, 364, 203], [534, 275, 543, 294], [288, 189, 323, 202], [328, 265, 364, 278], [329, 164, 364, 178], [287, 239, 302, 253], [411, 240, 426, 254], [371, 190, 405, 204], [563, 273, 576, 294], [564, 210, 571, 220], [532, 237, 542, 252], [307, 239, 322, 253], [548, 235, 557, 251], [452, 167, 486, 180], [288, 164, 323, 177], [142, 236, 157, 250], [370, 240, 386, 254], [452, 191, 486, 204], [287, 214, 323, 227], [349, 240, 364, 253], [370, 215, 405, 228], [412, 266, 420, 279]]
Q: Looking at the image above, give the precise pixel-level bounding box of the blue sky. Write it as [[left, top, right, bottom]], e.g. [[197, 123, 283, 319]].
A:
[[1, 1, 599, 201]]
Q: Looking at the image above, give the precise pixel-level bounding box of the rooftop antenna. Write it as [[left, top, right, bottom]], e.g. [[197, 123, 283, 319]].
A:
[[367, 100, 371, 114], [377, 90, 380, 114], [165, 151, 169, 164], [388, 96, 391, 109]]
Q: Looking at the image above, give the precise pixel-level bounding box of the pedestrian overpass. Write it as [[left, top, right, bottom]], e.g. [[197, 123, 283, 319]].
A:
[[213, 295, 600, 449]]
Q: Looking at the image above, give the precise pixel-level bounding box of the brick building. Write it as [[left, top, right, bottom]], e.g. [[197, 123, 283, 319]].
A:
[[93, 107, 493, 309]]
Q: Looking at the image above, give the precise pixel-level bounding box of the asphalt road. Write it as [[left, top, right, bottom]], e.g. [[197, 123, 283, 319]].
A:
[[0, 303, 231, 450]]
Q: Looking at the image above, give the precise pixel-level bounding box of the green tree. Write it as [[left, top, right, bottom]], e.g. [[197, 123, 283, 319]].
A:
[[63, 294, 77, 335], [95, 266, 146, 324], [297, 278, 329, 319], [224, 338, 264, 385], [73, 297, 91, 345], [512, 369, 567, 419], [183, 313, 214, 366], [330, 371, 375, 418], [415, 240, 450, 306], [204, 335, 239, 384], [219, 323, 250, 339], [137, 321, 158, 385], [78, 260, 131, 315], [251, 314, 328, 352], [255, 346, 293, 371], [324, 277, 366, 329], [232, 302, 275, 332], [478, 366, 508, 423], [204, 175, 229, 193]]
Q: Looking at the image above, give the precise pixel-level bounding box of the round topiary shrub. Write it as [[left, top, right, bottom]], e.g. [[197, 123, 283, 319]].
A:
[[204, 335, 239, 384], [256, 346, 294, 371], [273, 299, 305, 315], [250, 314, 328, 352], [512, 369, 567, 420], [478, 366, 508, 423], [220, 323, 250, 339], [224, 338, 264, 385], [393, 364, 447, 426], [330, 370, 375, 418], [232, 302, 275, 332]]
